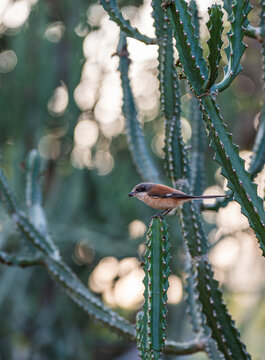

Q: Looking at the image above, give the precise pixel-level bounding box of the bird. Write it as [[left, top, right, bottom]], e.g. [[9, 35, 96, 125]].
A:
[[128, 182, 227, 217]]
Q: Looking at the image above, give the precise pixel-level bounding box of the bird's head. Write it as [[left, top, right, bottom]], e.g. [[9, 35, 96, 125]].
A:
[[128, 182, 155, 199]]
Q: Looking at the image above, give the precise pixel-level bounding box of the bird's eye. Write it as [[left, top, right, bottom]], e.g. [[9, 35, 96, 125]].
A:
[[136, 186, 145, 192]]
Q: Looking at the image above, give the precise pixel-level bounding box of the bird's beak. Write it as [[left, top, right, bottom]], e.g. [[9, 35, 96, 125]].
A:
[[128, 191, 135, 197]]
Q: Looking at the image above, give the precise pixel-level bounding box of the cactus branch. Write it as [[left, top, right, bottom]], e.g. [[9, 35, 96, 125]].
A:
[[0, 252, 44, 267], [0, 167, 135, 339], [198, 96, 265, 254], [0, 162, 212, 356], [189, 99, 207, 195], [214, 0, 252, 92], [204, 5, 224, 91], [245, 24, 265, 42], [137, 217, 171, 359], [162, 0, 208, 94], [117, 32, 160, 183], [99, 0, 156, 44], [152, 0, 189, 183]]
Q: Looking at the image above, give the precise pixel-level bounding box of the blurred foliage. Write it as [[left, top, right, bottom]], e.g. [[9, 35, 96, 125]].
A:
[[0, 0, 264, 359]]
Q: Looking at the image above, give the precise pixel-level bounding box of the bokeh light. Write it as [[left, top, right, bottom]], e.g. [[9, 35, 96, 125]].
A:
[[44, 22, 65, 43], [74, 118, 99, 148], [75, 240, 95, 265], [47, 84, 69, 116], [2, 0, 30, 29], [210, 236, 240, 270], [128, 220, 146, 239], [0, 50, 17, 73], [167, 275, 183, 305], [89, 256, 119, 293], [38, 135, 61, 160], [113, 268, 144, 309]]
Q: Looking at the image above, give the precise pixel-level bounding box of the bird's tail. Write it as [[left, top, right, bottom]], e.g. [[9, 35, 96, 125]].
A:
[[193, 194, 228, 199]]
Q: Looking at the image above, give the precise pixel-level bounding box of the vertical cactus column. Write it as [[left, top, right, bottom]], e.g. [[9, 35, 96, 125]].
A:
[[136, 217, 171, 360], [162, 0, 265, 253]]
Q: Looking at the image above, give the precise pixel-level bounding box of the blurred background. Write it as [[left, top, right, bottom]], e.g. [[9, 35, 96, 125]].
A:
[[0, 0, 264, 359]]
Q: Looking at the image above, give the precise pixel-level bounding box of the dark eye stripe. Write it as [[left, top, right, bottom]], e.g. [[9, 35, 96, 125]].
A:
[[136, 187, 145, 192]]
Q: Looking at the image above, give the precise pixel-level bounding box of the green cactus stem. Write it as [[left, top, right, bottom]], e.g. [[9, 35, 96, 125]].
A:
[[162, 0, 208, 94], [204, 5, 224, 91], [249, 110, 265, 178], [215, 0, 252, 92], [0, 252, 44, 267], [137, 217, 171, 360], [0, 167, 135, 339], [245, 24, 265, 42], [117, 32, 160, 183], [26, 149, 54, 243], [184, 245, 225, 360], [199, 96, 265, 254], [196, 255, 251, 359], [99, 0, 156, 44], [189, 99, 207, 196], [152, 0, 189, 183], [189, 0, 199, 37]]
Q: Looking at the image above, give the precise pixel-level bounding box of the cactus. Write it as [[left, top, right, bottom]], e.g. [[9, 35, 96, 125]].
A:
[[117, 33, 160, 183], [0, 0, 264, 359], [100, 0, 156, 44], [136, 217, 171, 360], [162, 0, 265, 253], [205, 5, 224, 90]]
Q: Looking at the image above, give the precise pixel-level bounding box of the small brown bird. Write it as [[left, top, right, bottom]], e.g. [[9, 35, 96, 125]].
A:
[[128, 182, 227, 217]]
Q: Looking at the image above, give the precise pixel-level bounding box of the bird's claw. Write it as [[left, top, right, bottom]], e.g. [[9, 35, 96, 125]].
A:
[[150, 209, 171, 221]]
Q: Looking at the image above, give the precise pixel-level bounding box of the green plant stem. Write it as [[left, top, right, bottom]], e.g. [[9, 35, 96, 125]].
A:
[[137, 217, 171, 359], [0, 164, 207, 355], [0, 252, 44, 267], [117, 32, 160, 183], [164, 337, 206, 355], [99, 0, 156, 44], [199, 95, 265, 253], [245, 25, 265, 42]]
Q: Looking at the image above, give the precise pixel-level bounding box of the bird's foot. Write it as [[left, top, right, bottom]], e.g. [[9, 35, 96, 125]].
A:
[[150, 209, 171, 221]]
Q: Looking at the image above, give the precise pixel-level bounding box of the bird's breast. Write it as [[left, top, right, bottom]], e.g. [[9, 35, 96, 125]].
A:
[[141, 195, 183, 210]]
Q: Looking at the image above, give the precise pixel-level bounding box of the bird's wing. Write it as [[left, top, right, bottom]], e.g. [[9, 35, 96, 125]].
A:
[[148, 185, 192, 199]]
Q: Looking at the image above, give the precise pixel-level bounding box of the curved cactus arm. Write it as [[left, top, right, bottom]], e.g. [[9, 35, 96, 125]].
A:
[[249, 1, 265, 177], [249, 111, 265, 178], [204, 5, 224, 91], [164, 338, 206, 355], [0, 169, 59, 259], [0, 252, 44, 267], [136, 217, 171, 359], [245, 24, 265, 42], [214, 0, 252, 93], [117, 33, 160, 183], [199, 96, 265, 254], [44, 256, 135, 339], [26, 150, 56, 249], [249, 1, 265, 176], [99, 0, 156, 45], [152, 0, 189, 183], [0, 167, 136, 339], [162, 0, 208, 94], [26, 149, 42, 210]]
